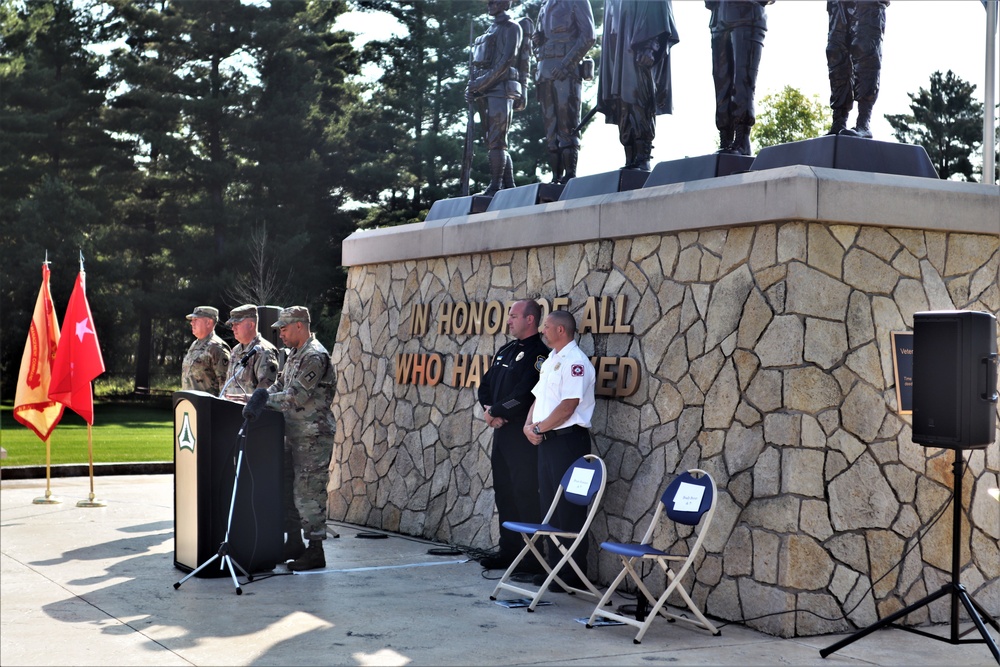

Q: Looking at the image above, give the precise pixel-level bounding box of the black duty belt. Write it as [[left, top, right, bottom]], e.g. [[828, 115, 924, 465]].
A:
[[540, 424, 587, 441]]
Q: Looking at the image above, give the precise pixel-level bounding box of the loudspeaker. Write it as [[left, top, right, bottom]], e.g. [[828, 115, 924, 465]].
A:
[[912, 310, 998, 449]]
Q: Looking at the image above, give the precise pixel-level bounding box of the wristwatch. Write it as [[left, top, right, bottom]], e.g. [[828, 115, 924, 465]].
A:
[[532, 425, 541, 435]]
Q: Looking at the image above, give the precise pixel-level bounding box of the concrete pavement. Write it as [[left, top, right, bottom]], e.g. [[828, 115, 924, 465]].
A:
[[2, 474, 997, 666]]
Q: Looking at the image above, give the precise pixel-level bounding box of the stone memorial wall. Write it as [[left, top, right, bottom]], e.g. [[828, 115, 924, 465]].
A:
[[329, 166, 999, 638]]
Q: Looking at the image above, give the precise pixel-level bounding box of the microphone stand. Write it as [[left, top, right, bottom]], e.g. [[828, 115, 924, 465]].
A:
[[218, 349, 256, 398], [174, 417, 254, 595]]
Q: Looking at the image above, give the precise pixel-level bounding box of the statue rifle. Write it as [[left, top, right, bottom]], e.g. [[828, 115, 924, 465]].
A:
[[460, 19, 476, 197], [574, 105, 599, 136]]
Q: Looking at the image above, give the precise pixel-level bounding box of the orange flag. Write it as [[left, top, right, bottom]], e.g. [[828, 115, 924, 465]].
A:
[[14, 262, 66, 440], [48, 271, 105, 425]]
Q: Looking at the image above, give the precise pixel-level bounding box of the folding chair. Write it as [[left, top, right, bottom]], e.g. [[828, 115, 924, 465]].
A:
[[490, 454, 607, 612], [587, 468, 720, 643]]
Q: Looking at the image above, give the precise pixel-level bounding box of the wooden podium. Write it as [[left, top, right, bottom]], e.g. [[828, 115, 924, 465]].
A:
[[173, 391, 284, 577]]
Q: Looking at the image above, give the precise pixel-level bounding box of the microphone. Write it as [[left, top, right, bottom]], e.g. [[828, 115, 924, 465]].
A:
[[239, 345, 262, 367], [242, 387, 269, 421]]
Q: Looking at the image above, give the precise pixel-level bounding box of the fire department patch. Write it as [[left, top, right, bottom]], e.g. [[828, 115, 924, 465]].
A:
[[571, 364, 584, 377]]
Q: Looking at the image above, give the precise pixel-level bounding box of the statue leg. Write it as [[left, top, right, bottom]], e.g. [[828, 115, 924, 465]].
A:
[[618, 104, 653, 170], [631, 140, 652, 171], [503, 152, 514, 189], [729, 26, 764, 156], [560, 146, 578, 182], [628, 101, 656, 171], [710, 28, 736, 153], [478, 98, 511, 196], [844, 3, 885, 139], [826, 4, 855, 135], [539, 78, 563, 183], [480, 148, 506, 197], [556, 78, 581, 183]]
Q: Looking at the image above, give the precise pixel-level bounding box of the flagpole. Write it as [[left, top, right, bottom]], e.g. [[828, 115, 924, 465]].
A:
[[985, 0, 997, 185], [74, 252, 106, 508], [32, 251, 62, 505], [32, 436, 61, 505], [77, 417, 106, 507]]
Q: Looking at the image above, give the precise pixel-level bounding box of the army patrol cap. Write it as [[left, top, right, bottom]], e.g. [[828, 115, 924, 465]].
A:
[[185, 306, 219, 321], [226, 304, 258, 327], [272, 305, 311, 328]]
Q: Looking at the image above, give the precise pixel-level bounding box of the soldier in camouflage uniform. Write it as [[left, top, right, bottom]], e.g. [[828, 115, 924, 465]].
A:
[[181, 306, 231, 394], [265, 306, 336, 571], [221, 304, 279, 400]]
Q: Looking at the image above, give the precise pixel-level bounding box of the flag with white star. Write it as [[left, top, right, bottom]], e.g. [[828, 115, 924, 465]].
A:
[[49, 271, 106, 424]]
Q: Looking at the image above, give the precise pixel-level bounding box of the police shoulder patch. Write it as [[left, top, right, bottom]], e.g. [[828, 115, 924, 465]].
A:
[[535, 356, 545, 372]]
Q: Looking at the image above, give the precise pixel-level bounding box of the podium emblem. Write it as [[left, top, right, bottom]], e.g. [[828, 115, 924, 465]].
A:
[[177, 411, 196, 452]]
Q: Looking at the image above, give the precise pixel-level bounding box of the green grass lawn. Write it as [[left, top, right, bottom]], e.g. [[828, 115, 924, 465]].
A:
[[1, 400, 174, 467]]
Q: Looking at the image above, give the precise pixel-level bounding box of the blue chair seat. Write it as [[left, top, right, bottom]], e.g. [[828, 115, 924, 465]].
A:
[[599, 542, 667, 559], [501, 521, 560, 534]]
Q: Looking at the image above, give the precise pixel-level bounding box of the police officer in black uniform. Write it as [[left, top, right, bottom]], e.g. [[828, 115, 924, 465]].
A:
[[477, 299, 549, 570]]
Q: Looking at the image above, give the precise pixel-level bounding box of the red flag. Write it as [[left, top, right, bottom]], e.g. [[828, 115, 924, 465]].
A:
[[48, 271, 105, 424], [14, 263, 66, 440]]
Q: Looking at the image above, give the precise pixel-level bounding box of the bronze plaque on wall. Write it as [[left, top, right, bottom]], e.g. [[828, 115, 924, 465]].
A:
[[890, 331, 913, 415]]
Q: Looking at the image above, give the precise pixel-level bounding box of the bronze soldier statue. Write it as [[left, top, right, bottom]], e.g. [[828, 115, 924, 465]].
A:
[[826, 0, 889, 139], [532, 0, 596, 184], [706, 0, 772, 156], [466, 0, 526, 197], [596, 0, 679, 171]]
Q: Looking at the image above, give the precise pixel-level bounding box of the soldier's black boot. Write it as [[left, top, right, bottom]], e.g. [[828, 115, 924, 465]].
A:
[[732, 124, 752, 156], [630, 140, 652, 171], [622, 143, 636, 170], [547, 150, 563, 184], [560, 147, 578, 183], [502, 151, 515, 189], [288, 540, 325, 571], [850, 102, 874, 139], [716, 126, 735, 154], [828, 107, 851, 135], [479, 148, 505, 197], [284, 529, 306, 562]]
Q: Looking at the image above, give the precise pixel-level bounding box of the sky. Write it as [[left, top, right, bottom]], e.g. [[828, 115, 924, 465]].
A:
[[336, 0, 998, 178]]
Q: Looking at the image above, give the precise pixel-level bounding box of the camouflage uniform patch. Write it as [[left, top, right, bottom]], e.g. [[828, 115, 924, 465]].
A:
[[181, 333, 231, 394], [222, 334, 280, 399]]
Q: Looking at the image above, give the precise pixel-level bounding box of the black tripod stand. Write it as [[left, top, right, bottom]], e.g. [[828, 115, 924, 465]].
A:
[[174, 418, 254, 595], [820, 449, 1000, 663]]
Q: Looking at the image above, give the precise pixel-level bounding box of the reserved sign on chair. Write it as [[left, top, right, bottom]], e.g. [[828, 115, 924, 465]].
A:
[[566, 467, 595, 495], [672, 482, 705, 512]]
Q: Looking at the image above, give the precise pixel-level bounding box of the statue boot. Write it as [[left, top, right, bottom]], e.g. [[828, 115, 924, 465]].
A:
[[716, 127, 735, 154], [732, 124, 752, 156], [622, 143, 636, 170], [479, 148, 506, 197], [284, 528, 306, 561], [849, 102, 874, 139], [560, 147, 578, 183], [630, 140, 652, 171], [502, 151, 515, 189], [547, 150, 564, 184], [288, 540, 326, 571], [828, 107, 851, 135]]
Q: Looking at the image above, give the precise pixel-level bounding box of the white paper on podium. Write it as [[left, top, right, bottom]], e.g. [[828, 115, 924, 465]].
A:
[[566, 467, 595, 495], [672, 481, 705, 512]]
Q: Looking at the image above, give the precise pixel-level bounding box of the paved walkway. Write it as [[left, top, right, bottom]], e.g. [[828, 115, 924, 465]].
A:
[[2, 474, 996, 666]]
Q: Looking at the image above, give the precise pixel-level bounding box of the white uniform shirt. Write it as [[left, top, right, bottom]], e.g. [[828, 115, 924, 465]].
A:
[[531, 339, 596, 429]]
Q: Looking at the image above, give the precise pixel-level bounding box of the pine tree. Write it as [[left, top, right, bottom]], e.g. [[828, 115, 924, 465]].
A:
[[886, 70, 983, 182], [0, 0, 132, 394]]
